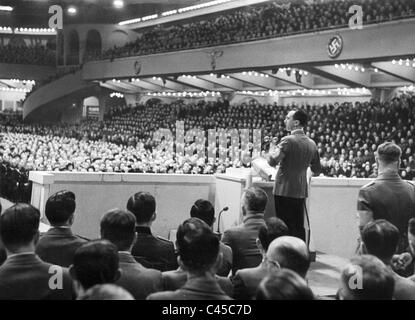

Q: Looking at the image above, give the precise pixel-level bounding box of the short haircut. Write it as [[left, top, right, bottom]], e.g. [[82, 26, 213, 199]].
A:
[[362, 219, 399, 261], [73, 240, 119, 290], [293, 109, 308, 127], [45, 190, 76, 225], [126, 192, 156, 224], [100, 209, 136, 251], [0, 203, 40, 249], [408, 218, 415, 236], [376, 142, 401, 164], [269, 237, 310, 278], [341, 255, 394, 300], [82, 284, 134, 300], [176, 218, 219, 274], [255, 269, 314, 300], [242, 187, 268, 212], [258, 217, 289, 251], [190, 199, 215, 227]]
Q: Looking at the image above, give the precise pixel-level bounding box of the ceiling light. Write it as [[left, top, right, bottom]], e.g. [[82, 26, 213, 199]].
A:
[[0, 6, 13, 12], [113, 0, 124, 9], [67, 6, 77, 15]]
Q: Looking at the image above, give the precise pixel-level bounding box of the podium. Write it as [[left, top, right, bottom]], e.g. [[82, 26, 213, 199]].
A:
[[214, 168, 316, 255]]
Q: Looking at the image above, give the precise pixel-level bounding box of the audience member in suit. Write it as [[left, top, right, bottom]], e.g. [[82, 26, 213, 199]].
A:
[[69, 239, 121, 299], [80, 284, 134, 300], [357, 142, 415, 253], [127, 191, 178, 271], [0, 203, 73, 299], [232, 217, 289, 299], [255, 269, 314, 300], [36, 190, 88, 267], [161, 264, 234, 297], [266, 236, 311, 279], [222, 187, 267, 275], [190, 199, 233, 276], [361, 219, 415, 299], [147, 218, 232, 300], [100, 208, 163, 299], [337, 255, 395, 300]]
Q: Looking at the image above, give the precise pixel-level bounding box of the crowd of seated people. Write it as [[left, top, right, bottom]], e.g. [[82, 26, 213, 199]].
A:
[[0, 178, 415, 300], [0, 44, 55, 66], [1, 95, 415, 182], [96, 0, 415, 61]]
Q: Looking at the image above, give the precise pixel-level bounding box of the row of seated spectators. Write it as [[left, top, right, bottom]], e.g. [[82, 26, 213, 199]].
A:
[[96, 0, 415, 61], [0, 44, 55, 66], [1, 95, 415, 181], [0, 185, 414, 300]]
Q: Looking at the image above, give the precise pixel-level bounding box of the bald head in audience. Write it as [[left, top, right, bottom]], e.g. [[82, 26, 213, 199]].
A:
[[266, 236, 310, 278]]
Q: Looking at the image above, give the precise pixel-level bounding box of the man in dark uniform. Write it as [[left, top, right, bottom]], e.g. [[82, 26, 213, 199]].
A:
[[267, 109, 321, 242], [357, 142, 415, 253], [127, 191, 178, 272], [36, 190, 89, 267]]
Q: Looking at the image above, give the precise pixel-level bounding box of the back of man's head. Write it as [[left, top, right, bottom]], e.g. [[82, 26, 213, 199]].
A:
[[340, 255, 394, 300], [293, 109, 308, 127], [267, 236, 310, 278], [376, 142, 401, 165], [45, 190, 76, 226], [190, 199, 215, 227], [255, 269, 314, 300], [176, 218, 220, 274], [82, 284, 134, 300], [258, 217, 289, 251], [71, 240, 120, 291], [126, 192, 156, 224], [242, 187, 268, 213], [361, 219, 399, 263], [0, 203, 40, 251], [100, 209, 136, 251]]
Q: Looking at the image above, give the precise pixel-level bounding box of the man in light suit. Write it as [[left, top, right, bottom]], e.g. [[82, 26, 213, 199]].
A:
[[267, 109, 321, 241], [222, 187, 268, 275], [0, 203, 73, 300], [36, 190, 88, 267], [100, 208, 163, 300], [147, 218, 232, 300]]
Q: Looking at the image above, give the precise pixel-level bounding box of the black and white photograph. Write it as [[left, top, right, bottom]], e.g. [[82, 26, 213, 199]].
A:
[[0, 0, 415, 307]]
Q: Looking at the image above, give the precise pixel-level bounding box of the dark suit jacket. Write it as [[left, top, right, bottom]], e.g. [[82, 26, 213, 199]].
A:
[[162, 268, 233, 297], [222, 214, 266, 275], [147, 276, 232, 300], [272, 129, 321, 198], [358, 173, 415, 252], [116, 252, 163, 300], [393, 272, 415, 300], [35, 227, 88, 267], [232, 263, 268, 300], [131, 226, 178, 272], [0, 253, 73, 300], [217, 242, 233, 277]]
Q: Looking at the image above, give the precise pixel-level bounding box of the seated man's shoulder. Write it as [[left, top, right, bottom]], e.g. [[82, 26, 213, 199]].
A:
[[360, 180, 376, 190], [147, 290, 177, 300], [155, 235, 175, 248]]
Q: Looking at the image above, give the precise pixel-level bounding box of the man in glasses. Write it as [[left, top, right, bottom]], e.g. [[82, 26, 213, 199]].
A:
[[232, 217, 289, 300], [36, 190, 88, 267]]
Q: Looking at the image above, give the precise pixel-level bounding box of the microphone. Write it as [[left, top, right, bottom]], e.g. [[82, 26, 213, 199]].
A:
[[216, 206, 229, 234]]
